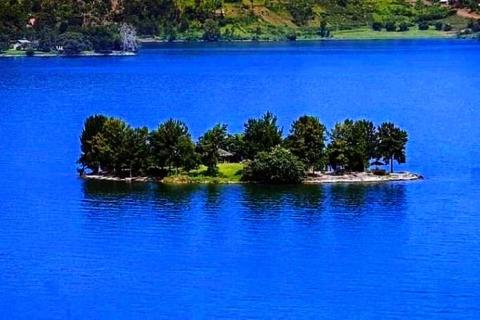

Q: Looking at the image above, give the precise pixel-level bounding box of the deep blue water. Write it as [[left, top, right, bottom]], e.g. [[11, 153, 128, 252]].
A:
[[1, 40, 480, 319]]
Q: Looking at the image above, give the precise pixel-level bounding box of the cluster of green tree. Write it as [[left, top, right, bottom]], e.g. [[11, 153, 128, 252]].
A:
[[370, 1, 454, 32], [79, 113, 408, 184], [0, 0, 460, 49]]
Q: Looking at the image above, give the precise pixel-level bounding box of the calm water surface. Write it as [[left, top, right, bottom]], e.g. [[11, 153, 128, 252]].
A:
[[0, 40, 480, 319]]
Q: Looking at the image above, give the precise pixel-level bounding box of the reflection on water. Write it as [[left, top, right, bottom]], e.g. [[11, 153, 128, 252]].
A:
[[328, 183, 407, 216], [82, 180, 406, 223]]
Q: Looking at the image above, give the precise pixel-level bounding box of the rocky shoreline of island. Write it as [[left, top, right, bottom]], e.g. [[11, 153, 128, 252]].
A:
[[81, 171, 422, 185]]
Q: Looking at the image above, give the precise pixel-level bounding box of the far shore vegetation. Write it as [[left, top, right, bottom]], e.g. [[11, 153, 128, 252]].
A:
[[2, 1, 480, 58], [78, 113, 409, 184]]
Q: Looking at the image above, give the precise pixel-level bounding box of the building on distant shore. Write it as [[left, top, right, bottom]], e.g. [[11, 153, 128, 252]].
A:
[[12, 40, 32, 50]]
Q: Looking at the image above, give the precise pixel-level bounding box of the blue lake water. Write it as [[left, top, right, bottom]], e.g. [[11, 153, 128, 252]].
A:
[[0, 40, 480, 319]]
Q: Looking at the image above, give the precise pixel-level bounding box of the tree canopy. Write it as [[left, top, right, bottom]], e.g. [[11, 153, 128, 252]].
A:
[[376, 122, 408, 173], [243, 112, 283, 160], [243, 147, 306, 184], [285, 115, 327, 172]]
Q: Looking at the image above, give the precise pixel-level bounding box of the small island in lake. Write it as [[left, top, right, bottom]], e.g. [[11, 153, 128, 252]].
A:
[[78, 113, 421, 185]]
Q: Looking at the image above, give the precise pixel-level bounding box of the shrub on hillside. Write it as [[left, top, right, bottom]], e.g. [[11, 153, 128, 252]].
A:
[[398, 22, 409, 32], [418, 21, 429, 30], [372, 21, 383, 31], [385, 22, 396, 32]]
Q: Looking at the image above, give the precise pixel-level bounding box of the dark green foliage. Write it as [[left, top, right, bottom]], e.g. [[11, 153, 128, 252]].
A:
[[385, 21, 397, 32], [286, 30, 297, 41], [376, 122, 408, 173], [398, 22, 409, 32], [327, 119, 378, 173], [223, 134, 246, 162], [58, 32, 92, 55], [37, 28, 56, 52], [79, 114, 108, 173], [285, 115, 326, 171], [203, 19, 220, 41], [150, 119, 198, 172], [443, 23, 452, 32], [287, 0, 314, 26], [243, 147, 306, 184], [90, 118, 132, 175], [318, 21, 330, 38], [418, 21, 430, 30], [197, 124, 228, 175], [435, 21, 444, 31], [85, 26, 118, 53], [123, 127, 151, 176], [467, 19, 480, 32], [372, 21, 383, 31], [243, 112, 283, 159]]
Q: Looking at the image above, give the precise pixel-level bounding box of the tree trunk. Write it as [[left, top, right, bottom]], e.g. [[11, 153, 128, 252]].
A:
[[390, 157, 394, 173]]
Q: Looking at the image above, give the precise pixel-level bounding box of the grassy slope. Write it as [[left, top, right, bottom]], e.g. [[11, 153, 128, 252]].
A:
[[333, 27, 449, 40], [171, 0, 467, 40], [163, 163, 245, 184]]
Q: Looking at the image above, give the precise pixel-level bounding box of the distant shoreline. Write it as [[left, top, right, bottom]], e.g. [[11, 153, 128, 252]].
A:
[[81, 172, 423, 185], [0, 50, 136, 58]]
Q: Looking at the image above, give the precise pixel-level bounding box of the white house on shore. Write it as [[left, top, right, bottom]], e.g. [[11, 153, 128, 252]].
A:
[[12, 39, 32, 50]]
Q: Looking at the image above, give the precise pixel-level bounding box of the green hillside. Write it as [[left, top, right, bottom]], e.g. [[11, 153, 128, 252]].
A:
[[0, 0, 471, 51]]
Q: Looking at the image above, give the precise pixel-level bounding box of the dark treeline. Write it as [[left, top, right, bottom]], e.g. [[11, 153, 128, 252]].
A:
[[78, 112, 408, 183]]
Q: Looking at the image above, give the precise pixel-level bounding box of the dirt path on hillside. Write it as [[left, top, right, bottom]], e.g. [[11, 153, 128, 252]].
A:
[[456, 8, 480, 20]]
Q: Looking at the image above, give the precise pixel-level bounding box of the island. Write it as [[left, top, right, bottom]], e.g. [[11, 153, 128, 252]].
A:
[[78, 113, 422, 185], [2, 1, 480, 58]]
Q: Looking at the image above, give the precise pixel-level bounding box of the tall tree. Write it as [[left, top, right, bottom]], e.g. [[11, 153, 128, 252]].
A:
[[352, 119, 377, 171], [197, 124, 228, 175], [376, 122, 408, 173], [123, 126, 150, 177], [150, 119, 197, 173], [285, 115, 326, 172], [91, 117, 130, 174], [243, 112, 283, 159], [78, 114, 108, 173]]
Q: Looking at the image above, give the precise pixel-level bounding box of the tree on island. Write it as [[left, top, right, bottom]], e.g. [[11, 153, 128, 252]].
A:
[[79, 114, 108, 174], [150, 119, 198, 173], [197, 124, 228, 175], [224, 133, 246, 162], [123, 127, 151, 177], [91, 118, 131, 175], [285, 115, 327, 172], [353, 119, 378, 171], [327, 119, 378, 172], [243, 147, 306, 184], [376, 122, 408, 173], [243, 112, 283, 159]]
